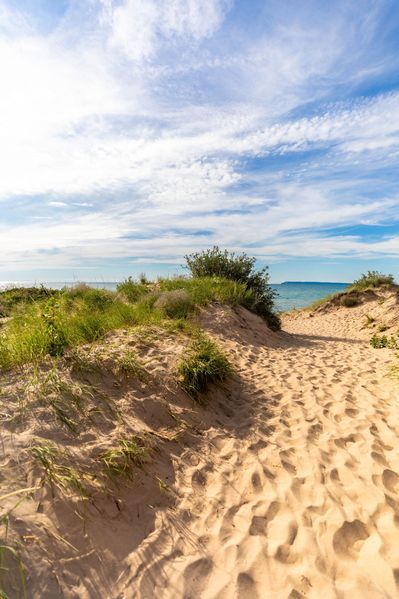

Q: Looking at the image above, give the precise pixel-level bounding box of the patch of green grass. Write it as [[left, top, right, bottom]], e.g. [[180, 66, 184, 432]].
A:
[[30, 442, 88, 499], [0, 286, 59, 318], [154, 289, 195, 319], [350, 271, 395, 291], [157, 276, 252, 308], [370, 333, 398, 349], [101, 437, 149, 480], [0, 289, 148, 369], [177, 334, 232, 399], [116, 351, 147, 381], [116, 277, 150, 302], [340, 294, 360, 307]]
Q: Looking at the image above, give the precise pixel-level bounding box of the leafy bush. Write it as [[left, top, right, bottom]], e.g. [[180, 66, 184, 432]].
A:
[[370, 334, 398, 349], [155, 289, 195, 319], [350, 271, 395, 291], [178, 334, 232, 399], [116, 277, 149, 302], [184, 247, 280, 329]]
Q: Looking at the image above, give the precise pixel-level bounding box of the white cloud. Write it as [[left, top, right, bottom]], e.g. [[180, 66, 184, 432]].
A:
[[107, 0, 230, 61], [0, 0, 399, 272]]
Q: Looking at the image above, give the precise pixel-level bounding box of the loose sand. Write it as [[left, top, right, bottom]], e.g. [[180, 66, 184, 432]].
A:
[[1, 292, 399, 598]]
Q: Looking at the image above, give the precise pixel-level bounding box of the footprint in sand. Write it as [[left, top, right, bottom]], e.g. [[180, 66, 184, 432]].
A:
[[382, 469, 399, 495], [332, 519, 369, 558], [182, 558, 213, 598]]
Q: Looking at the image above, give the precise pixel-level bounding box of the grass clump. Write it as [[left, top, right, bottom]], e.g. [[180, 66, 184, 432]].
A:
[[116, 277, 149, 302], [350, 271, 395, 291], [154, 289, 195, 319], [116, 351, 147, 381], [178, 334, 232, 399], [101, 437, 148, 480], [340, 294, 359, 307], [0, 288, 142, 369], [370, 333, 398, 349], [31, 442, 88, 498], [184, 246, 280, 330], [0, 286, 58, 318]]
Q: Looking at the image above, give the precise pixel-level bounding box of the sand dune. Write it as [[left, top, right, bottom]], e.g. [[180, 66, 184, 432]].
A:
[[1, 293, 399, 598], [122, 302, 399, 598]]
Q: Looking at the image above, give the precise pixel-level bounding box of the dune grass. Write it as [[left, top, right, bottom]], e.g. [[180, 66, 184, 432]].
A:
[[177, 334, 232, 399], [0, 276, 257, 370], [101, 437, 149, 480], [349, 271, 395, 291]]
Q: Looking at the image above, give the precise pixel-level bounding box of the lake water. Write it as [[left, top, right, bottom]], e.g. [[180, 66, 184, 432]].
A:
[[0, 281, 348, 312]]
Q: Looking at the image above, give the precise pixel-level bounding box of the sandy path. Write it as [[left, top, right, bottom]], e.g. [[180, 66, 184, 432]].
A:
[[122, 306, 399, 598]]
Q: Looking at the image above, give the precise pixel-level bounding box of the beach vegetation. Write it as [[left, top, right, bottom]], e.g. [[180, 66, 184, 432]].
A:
[[0, 286, 59, 318], [177, 334, 232, 399], [340, 294, 360, 307], [154, 289, 195, 319], [370, 333, 398, 349], [101, 437, 149, 480], [350, 271, 395, 291], [184, 246, 281, 330]]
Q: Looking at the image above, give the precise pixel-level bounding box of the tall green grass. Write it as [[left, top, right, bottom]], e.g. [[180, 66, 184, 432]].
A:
[[0, 288, 163, 369], [0, 276, 263, 369], [177, 334, 232, 399]]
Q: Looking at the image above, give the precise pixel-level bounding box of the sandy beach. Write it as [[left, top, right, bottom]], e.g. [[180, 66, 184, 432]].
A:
[[1, 292, 399, 598]]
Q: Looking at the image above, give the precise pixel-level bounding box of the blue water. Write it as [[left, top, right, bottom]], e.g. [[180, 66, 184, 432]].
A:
[[271, 282, 348, 311], [0, 281, 348, 312]]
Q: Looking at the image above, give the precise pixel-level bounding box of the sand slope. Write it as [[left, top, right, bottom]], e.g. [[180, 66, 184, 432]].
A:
[[1, 294, 399, 598], [126, 301, 399, 598]]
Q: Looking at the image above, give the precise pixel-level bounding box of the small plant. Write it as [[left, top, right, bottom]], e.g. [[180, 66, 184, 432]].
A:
[[154, 290, 195, 319], [116, 277, 149, 302], [30, 442, 88, 498], [377, 323, 388, 333], [116, 351, 147, 380], [340, 294, 359, 307], [350, 271, 395, 291], [364, 314, 375, 326], [101, 437, 148, 480], [177, 334, 232, 399], [370, 334, 398, 349]]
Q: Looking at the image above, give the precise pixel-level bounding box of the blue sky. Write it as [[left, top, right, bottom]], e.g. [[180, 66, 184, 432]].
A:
[[1, 0, 399, 283]]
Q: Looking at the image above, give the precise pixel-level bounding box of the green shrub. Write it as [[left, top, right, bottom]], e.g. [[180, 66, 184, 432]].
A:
[[370, 334, 398, 349], [184, 247, 280, 330], [377, 323, 388, 332], [154, 290, 195, 319], [178, 334, 232, 399], [116, 277, 149, 302], [350, 271, 395, 291]]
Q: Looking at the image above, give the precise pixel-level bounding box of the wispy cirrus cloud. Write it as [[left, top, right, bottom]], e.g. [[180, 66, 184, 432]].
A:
[[0, 0, 399, 280]]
